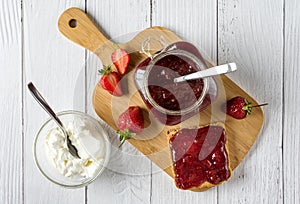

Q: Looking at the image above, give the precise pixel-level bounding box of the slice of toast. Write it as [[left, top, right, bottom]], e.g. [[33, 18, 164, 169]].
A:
[[168, 122, 232, 190]]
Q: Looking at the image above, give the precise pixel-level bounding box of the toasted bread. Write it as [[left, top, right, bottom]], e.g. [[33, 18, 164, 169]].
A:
[[168, 122, 232, 191]]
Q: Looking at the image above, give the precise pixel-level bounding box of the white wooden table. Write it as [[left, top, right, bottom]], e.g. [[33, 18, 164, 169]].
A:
[[1, 0, 299, 203]]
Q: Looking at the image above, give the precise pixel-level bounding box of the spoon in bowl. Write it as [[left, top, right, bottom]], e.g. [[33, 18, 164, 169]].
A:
[[174, 63, 237, 83], [27, 82, 80, 159]]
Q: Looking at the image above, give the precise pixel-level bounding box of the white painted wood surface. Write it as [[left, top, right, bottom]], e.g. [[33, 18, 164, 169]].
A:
[[0, 1, 22, 204], [0, 0, 299, 203], [217, 1, 283, 203], [23, 1, 85, 203], [284, 0, 300, 203]]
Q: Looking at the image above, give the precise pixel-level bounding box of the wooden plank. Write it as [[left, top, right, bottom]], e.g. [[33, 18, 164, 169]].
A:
[[151, 0, 218, 201], [0, 0, 22, 203], [23, 1, 86, 203], [218, 0, 283, 203], [284, 0, 300, 203], [85, 1, 152, 204]]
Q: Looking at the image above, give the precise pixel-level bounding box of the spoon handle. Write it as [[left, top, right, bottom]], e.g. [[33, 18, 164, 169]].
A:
[[174, 63, 237, 83], [27, 82, 65, 130], [28, 82, 81, 159]]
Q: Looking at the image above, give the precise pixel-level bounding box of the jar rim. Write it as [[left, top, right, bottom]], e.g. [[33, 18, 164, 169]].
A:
[[143, 49, 209, 116]]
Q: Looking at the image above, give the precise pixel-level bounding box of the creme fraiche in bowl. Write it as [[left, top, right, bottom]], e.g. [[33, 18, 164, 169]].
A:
[[33, 111, 111, 188]]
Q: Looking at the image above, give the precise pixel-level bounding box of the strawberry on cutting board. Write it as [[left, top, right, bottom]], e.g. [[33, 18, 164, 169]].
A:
[[98, 65, 123, 96], [223, 96, 268, 119], [117, 106, 144, 147], [111, 44, 130, 75]]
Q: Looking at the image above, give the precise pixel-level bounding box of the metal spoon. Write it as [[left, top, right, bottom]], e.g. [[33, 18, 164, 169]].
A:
[[174, 63, 237, 83], [27, 82, 80, 159]]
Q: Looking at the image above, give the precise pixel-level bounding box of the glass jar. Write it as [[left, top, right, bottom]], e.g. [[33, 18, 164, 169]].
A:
[[134, 41, 218, 126]]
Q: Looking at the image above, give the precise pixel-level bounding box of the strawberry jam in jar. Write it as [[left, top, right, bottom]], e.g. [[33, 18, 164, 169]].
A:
[[134, 41, 218, 125]]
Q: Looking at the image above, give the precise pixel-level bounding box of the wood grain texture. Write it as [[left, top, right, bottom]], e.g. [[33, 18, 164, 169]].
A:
[[150, 0, 219, 201], [284, 0, 300, 203], [23, 1, 86, 203], [85, 1, 152, 204], [58, 8, 110, 53], [1, 0, 299, 203], [58, 5, 263, 195], [0, 1, 22, 203], [218, 0, 283, 203], [88, 26, 264, 192]]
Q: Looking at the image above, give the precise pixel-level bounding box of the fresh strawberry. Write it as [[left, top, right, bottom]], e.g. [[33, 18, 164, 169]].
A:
[[117, 106, 144, 147], [223, 96, 268, 119], [111, 44, 130, 75], [98, 65, 123, 96], [118, 106, 144, 133]]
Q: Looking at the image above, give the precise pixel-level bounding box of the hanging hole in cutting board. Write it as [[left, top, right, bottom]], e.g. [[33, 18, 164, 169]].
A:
[[69, 19, 77, 28]]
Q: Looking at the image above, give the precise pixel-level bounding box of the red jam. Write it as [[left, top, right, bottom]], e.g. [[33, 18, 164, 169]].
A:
[[169, 126, 231, 190], [148, 54, 204, 111], [134, 41, 218, 126]]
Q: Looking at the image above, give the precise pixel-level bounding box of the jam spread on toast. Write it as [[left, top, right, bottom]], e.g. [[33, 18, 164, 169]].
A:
[[169, 126, 231, 189]]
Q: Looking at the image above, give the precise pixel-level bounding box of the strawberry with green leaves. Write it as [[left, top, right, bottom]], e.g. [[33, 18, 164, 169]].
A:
[[223, 96, 268, 119], [98, 65, 123, 96], [111, 44, 130, 75], [117, 106, 144, 147]]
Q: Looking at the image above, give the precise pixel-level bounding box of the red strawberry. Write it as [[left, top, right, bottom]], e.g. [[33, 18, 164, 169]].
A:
[[118, 106, 144, 132], [223, 96, 268, 119], [117, 106, 144, 147], [111, 44, 130, 75], [98, 65, 123, 96]]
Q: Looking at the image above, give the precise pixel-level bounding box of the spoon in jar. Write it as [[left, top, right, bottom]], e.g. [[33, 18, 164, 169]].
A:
[[27, 82, 81, 159], [174, 63, 237, 83]]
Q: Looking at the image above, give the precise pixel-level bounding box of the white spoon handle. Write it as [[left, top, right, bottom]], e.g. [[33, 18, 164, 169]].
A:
[[174, 63, 237, 83]]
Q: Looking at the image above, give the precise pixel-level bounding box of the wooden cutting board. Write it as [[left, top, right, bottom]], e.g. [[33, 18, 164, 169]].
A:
[[58, 8, 264, 192]]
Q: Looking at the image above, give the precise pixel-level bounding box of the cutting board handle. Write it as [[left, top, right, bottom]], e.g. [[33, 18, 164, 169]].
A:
[[58, 8, 112, 52]]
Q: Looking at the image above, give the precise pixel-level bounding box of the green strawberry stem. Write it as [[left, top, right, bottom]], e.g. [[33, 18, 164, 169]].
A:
[[117, 129, 136, 148], [113, 43, 120, 50], [242, 98, 252, 115], [242, 99, 268, 116], [118, 139, 126, 148], [98, 65, 112, 75], [252, 103, 268, 108]]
